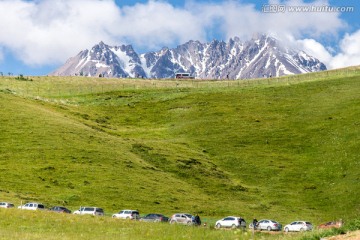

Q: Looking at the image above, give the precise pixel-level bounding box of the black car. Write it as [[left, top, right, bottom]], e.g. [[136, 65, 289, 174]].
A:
[[49, 206, 71, 213], [140, 213, 169, 222]]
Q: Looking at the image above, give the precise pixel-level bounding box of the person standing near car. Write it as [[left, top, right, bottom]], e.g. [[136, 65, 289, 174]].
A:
[[251, 218, 258, 238], [253, 218, 258, 229], [195, 214, 201, 226], [238, 216, 246, 230]]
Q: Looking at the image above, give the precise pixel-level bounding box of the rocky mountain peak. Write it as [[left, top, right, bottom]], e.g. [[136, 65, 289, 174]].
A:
[[51, 34, 327, 79]]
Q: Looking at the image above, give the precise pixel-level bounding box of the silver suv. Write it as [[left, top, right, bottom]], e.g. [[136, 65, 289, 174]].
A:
[[18, 202, 46, 210], [73, 207, 104, 216], [169, 213, 195, 225]]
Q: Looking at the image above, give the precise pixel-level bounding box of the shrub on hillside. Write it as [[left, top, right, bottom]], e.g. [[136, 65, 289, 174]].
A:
[[15, 74, 32, 81]]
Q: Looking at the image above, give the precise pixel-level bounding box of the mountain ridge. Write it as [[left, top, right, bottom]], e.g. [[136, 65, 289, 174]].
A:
[[51, 34, 327, 79]]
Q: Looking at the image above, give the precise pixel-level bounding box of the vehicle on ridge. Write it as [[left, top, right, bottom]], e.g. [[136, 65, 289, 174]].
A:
[[175, 72, 194, 79]]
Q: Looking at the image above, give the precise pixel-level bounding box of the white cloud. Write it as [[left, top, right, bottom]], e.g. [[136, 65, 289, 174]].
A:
[[0, 0, 123, 66], [115, 1, 205, 49], [294, 30, 360, 69], [329, 30, 360, 69], [184, 0, 346, 41], [296, 38, 333, 65], [0, 0, 358, 70]]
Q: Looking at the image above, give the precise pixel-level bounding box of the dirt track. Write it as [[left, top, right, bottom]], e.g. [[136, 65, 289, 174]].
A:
[[322, 230, 360, 240]]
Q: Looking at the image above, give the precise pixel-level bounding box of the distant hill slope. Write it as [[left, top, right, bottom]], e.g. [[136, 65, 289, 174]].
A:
[[50, 34, 326, 79], [0, 68, 359, 224]]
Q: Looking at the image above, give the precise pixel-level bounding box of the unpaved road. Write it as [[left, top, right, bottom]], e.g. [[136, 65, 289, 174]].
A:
[[323, 230, 360, 240]]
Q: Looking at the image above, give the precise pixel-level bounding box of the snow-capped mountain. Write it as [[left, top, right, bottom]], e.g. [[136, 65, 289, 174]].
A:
[[51, 41, 146, 78], [51, 34, 326, 79]]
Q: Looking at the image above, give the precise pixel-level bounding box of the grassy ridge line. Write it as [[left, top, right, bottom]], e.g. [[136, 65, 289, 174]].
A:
[[1, 67, 359, 98]]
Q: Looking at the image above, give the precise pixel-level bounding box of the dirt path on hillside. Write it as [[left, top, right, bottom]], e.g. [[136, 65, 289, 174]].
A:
[[323, 230, 360, 240]]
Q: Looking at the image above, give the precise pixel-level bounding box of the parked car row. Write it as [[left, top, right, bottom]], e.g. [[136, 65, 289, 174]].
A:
[[249, 219, 313, 232], [1, 201, 314, 232], [15, 202, 72, 213], [5, 202, 164, 222]]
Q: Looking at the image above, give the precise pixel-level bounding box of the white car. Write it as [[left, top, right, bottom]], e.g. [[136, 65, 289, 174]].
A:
[[112, 210, 140, 219], [73, 207, 104, 216], [18, 202, 46, 210], [215, 216, 246, 229], [284, 221, 313, 232], [0, 202, 15, 208]]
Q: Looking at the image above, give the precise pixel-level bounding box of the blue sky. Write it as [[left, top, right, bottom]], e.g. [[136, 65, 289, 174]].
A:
[[0, 0, 359, 76]]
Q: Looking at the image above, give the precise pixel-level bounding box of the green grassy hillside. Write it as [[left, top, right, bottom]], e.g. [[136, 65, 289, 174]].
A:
[[0, 68, 359, 239]]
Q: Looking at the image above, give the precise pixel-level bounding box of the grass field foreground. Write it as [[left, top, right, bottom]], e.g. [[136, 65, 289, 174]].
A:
[[0, 67, 359, 239]]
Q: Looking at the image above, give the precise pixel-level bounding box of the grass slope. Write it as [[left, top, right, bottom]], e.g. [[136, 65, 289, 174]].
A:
[[0, 68, 359, 239]]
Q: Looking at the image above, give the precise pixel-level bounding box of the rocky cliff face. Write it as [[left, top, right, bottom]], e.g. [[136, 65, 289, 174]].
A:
[[51, 35, 326, 79]]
